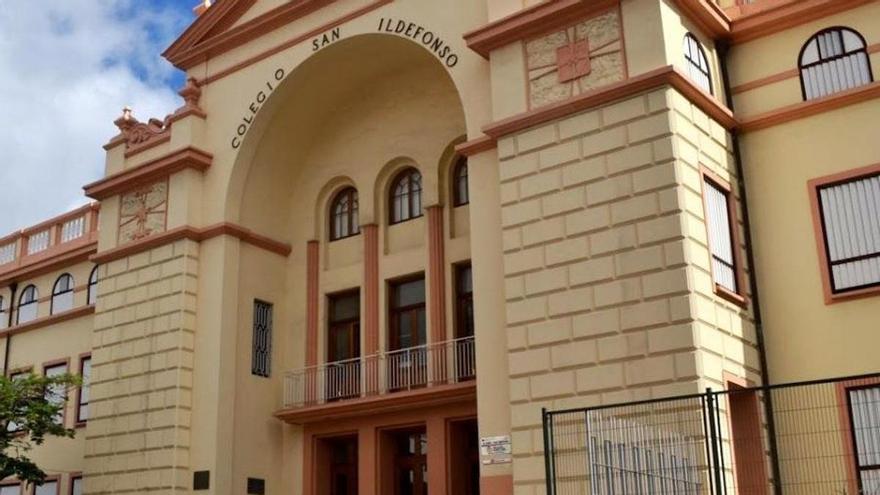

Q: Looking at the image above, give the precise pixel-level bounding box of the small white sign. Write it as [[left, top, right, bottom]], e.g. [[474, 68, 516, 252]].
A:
[[480, 435, 512, 465]]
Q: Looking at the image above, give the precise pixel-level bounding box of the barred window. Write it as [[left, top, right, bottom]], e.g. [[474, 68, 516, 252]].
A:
[[453, 157, 469, 207], [44, 363, 68, 425], [0, 243, 15, 265], [87, 266, 98, 305], [703, 175, 740, 296], [816, 172, 880, 294], [17, 285, 39, 324], [800, 27, 873, 101], [683, 33, 712, 95], [252, 300, 273, 377], [330, 187, 360, 241], [848, 386, 880, 493], [390, 168, 423, 224], [0, 296, 6, 330], [77, 356, 91, 423], [51, 273, 75, 314], [61, 216, 86, 243], [26, 230, 50, 255]]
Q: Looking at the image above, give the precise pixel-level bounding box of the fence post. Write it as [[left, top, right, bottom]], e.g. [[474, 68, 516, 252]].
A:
[[705, 388, 725, 495], [542, 408, 555, 495]]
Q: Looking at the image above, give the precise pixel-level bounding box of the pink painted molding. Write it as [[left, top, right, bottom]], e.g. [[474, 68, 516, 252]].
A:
[[426, 207, 446, 344], [306, 240, 320, 367]]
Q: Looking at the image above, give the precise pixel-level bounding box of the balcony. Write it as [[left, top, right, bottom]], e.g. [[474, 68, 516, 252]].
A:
[[278, 337, 476, 423]]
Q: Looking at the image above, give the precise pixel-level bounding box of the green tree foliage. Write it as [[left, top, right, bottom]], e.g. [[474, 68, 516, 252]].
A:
[[0, 373, 80, 485]]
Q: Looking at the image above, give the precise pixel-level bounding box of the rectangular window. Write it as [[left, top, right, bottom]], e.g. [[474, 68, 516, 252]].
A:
[[814, 172, 880, 296], [389, 277, 426, 351], [455, 264, 474, 339], [34, 480, 57, 495], [7, 371, 29, 432], [77, 356, 91, 424], [0, 484, 20, 495], [252, 300, 273, 378], [0, 297, 7, 330], [70, 477, 82, 495], [848, 386, 880, 493], [702, 171, 743, 302], [44, 363, 68, 426]]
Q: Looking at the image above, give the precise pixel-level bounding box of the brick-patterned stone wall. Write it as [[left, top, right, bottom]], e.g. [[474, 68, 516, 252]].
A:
[[497, 88, 758, 493], [84, 239, 198, 494]]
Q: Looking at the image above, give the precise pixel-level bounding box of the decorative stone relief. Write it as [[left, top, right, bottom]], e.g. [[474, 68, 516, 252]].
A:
[[118, 180, 169, 244], [526, 10, 625, 109]]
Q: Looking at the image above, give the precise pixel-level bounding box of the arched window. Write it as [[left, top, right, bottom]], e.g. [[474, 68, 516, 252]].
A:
[[330, 187, 360, 241], [453, 157, 469, 207], [17, 285, 38, 324], [683, 33, 713, 95], [390, 168, 423, 224], [87, 266, 98, 306], [51, 274, 75, 314], [0, 296, 6, 330], [799, 27, 873, 101]]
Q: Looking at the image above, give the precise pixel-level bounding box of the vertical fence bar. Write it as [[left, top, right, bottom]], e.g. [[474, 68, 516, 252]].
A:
[[706, 388, 725, 495], [542, 408, 555, 495]]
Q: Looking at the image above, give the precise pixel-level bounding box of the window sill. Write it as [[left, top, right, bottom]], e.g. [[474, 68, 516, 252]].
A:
[[714, 284, 748, 308], [75, 421, 87, 429], [823, 284, 880, 305]]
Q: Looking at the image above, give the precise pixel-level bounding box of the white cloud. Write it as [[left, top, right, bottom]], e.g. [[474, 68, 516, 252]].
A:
[[0, 0, 190, 234]]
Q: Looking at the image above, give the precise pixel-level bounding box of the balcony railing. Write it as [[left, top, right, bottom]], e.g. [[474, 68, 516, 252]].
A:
[[282, 336, 475, 409]]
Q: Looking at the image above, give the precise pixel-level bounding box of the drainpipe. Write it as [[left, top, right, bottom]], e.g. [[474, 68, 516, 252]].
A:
[[3, 282, 18, 376], [717, 40, 783, 495]]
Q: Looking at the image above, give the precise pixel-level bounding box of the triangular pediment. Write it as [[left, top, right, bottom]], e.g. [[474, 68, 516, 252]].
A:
[[163, 0, 334, 70]]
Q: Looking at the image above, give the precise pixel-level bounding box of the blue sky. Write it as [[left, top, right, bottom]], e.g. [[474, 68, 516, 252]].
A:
[[0, 0, 196, 234]]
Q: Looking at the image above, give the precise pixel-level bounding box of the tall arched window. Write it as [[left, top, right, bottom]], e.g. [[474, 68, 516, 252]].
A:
[[390, 168, 423, 224], [683, 33, 713, 95], [330, 187, 360, 241], [87, 266, 98, 306], [799, 27, 873, 101], [17, 285, 38, 324], [51, 274, 75, 314], [453, 157, 469, 207]]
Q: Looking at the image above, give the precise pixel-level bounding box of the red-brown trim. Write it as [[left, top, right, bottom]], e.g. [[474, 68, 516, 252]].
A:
[[464, 0, 618, 59], [84, 147, 213, 200], [306, 240, 320, 368], [668, 0, 731, 39], [275, 381, 476, 425], [484, 65, 736, 140], [68, 474, 82, 495], [454, 136, 496, 157], [362, 225, 379, 357], [75, 353, 91, 428], [739, 80, 880, 132], [90, 223, 291, 264], [807, 162, 880, 305], [198, 0, 393, 86], [721, 373, 769, 495], [729, 0, 877, 44], [165, 0, 334, 70], [731, 68, 799, 94], [0, 240, 97, 288], [699, 166, 749, 308], [426, 207, 447, 347], [835, 376, 880, 495], [481, 475, 514, 495], [0, 306, 95, 339]]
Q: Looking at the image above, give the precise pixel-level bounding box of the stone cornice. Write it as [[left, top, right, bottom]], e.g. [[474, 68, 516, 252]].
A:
[[483, 65, 736, 140], [0, 306, 95, 338], [84, 147, 213, 200], [463, 0, 618, 59], [91, 223, 292, 264], [0, 239, 97, 287]]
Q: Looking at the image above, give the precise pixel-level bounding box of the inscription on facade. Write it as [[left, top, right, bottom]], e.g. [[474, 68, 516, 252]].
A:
[[312, 27, 341, 52], [231, 68, 287, 149], [377, 18, 459, 68]]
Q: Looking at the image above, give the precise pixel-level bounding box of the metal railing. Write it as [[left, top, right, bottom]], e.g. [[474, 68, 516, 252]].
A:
[[543, 373, 880, 495], [282, 336, 475, 409]]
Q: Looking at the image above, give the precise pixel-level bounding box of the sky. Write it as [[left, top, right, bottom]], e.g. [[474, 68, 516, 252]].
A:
[[0, 0, 194, 234]]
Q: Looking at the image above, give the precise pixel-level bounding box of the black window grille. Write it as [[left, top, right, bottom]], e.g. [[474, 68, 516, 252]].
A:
[[703, 176, 739, 295], [252, 300, 273, 377], [816, 172, 880, 294], [683, 33, 712, 95], [799, 27, 873, 101], [390, 168, 423, 224], [330, 187, 360, 241]]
